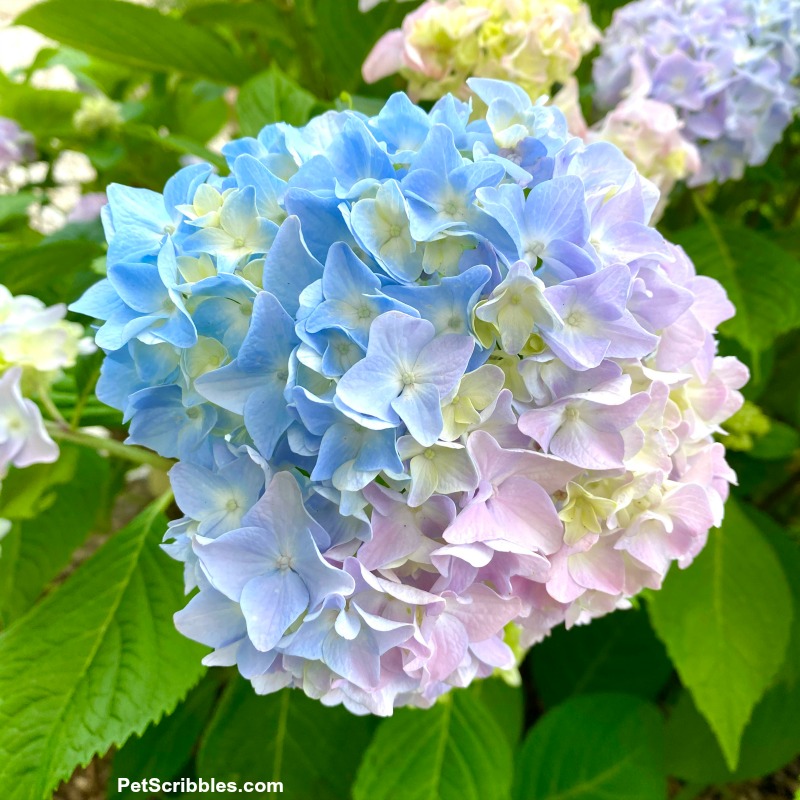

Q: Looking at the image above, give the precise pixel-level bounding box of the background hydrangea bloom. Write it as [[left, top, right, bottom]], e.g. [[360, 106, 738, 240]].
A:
[[0, 285, 90, 496], [0, 117, 35, 173], [362, 0, 600, 102], [73, 79, 746, 716], [0, 285, 89, 382], [593, 0, 800, 185]]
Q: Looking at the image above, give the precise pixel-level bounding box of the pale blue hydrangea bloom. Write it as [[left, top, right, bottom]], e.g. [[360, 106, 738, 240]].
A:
[[72, 79, 746, 716]]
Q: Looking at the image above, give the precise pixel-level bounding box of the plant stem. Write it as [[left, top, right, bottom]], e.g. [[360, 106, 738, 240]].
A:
[[70, 363, 100, 430], [44, 422, 174, 472], [38, 384, 68, 426]]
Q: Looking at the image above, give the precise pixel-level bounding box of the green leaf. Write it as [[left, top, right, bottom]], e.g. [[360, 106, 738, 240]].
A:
[[513, 694, 665, 800], [122, 123, 227, 171], [183, 2, 293, 45], [353, 691, 513, 800], [470, 678, 525, 747], [0, 240, 104, 302], [311, 0, 415, 96], [0, 78, 81, 137], [237, 66, 318, 136], [198, 678, 376, 798], [671, 218, 800, 354], [530, 607, 672, 707], [647, 497, 794, 770], [665, 507, 800, 784], [748, 419, 800, 460], [111, 673, 221, 798], [0, 497, 207, 800], [0, 444, 80, 522], [0, 194, 35, 227], [15, 0, 249, 85], [0, 445, 109, 626]]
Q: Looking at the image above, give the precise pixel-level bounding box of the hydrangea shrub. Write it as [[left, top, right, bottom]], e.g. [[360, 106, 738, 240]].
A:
[[72, 80, 746, 716]]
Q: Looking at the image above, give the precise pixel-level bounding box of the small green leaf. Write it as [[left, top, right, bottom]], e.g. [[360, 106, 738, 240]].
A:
[[530, 607, 672, 707], [513, 694, 665, 800], [354, 690, 513, 800], [647, 497, 793, 770], [198, 678, 377, 799], [15, 0, 249, 84], [237, 66, 319, 136], [0, 497, 207, 800], [0, 445, 109, 626], [111, 673, 221, 798], [671, 219, 800, 354]]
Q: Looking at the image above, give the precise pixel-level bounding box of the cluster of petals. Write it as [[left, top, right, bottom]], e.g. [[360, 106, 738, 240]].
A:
[[73, 80, 746, 716], [593, 0, 800, 185], [363, 0, 599, 103]]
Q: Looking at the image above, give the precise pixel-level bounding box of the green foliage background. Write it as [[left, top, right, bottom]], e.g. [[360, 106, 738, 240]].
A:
[[0, 1, 798, 798]]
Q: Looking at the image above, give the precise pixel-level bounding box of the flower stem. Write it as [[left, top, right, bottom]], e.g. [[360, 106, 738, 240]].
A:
[[44, 422, 174, 472], [38, 384, 68, 426]]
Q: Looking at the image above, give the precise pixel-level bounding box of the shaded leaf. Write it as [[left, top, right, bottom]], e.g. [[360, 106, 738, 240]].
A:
[[0, 445, 109, 626], [514, 694, 665, 800], [0, 240, 104, 302], [530, 607, 672, 707], [311, 0, 417, 96], [748, 419, 800, 460], [198, 679, 377, 799], [111, 673, 221, 798]]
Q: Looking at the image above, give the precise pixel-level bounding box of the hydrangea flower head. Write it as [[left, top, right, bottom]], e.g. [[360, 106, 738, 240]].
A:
[[73, 80, 746, 715], [363, 0, 600, 102], [593, 0, 800, 185]]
